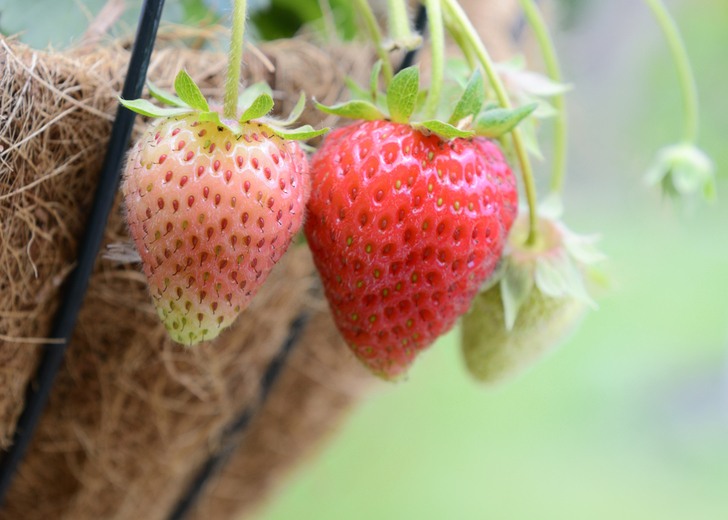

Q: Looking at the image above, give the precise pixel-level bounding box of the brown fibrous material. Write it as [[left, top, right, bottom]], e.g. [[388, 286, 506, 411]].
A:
[[0, 34, 374, 520]]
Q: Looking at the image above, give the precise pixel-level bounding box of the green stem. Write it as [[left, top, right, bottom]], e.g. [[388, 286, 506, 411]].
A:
[[387, 0, 412, 42], [354, 0, 394, 85], [423, 0, 445, 119], [644, 0, 699, 143], [444, 11, 476, 69], [519, 0, 567, 195], [224, 0, 247, 119], [442, 0, 539, 245], [318, 0, 337, 42]]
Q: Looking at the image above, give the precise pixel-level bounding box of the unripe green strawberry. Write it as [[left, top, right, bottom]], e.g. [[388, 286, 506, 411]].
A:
[[122, 114, 309, 345], [460, 208, 603, 384], [461, 280, 585, 383], [305, 120, 518, 380]]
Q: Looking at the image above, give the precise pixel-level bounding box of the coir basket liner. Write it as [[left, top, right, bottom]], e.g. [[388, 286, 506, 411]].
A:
[[0, 35, 374, 520]]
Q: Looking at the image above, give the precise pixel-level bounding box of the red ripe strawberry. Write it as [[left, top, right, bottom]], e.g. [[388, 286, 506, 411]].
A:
[[305, 120, 518, 379], [123, 114, 309, 345]]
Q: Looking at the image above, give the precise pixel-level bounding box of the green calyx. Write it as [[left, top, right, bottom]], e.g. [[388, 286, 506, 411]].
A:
[[119, 69, 328, 141], [490, 198, 605, 330], [316, 64, 536, 141], [645, 142, 716, 201]]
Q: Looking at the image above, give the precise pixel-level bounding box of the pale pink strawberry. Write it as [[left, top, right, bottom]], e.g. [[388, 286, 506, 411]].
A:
[[122, 114, 309, 345]]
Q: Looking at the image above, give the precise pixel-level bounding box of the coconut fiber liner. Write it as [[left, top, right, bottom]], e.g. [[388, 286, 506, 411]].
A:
[[0, 35, 374, 519]]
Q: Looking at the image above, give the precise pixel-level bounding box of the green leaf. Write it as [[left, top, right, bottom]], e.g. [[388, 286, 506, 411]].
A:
[[500, 66, 572, 97], [240, 93, 274, 122], [147, 82, 187, 108], [238, 82, 274, 112], [500, 262, 534, 330], [370, 60, 383, 100], [344, 77, 370, 101], [119, 98, 193, 118], [415, 89, 429, 113], [196, 110, 243, 134], [387, 66, 420, 124], [532, 99, 559, 119], [173, 70, 209, 111], [198, 110, 223, 125], [473, 103, 538, 138], [448, 69, 484, 125], [414, 120, 475, 139], [563, 231, 606, 266], [280, 92, 307, 125], [316, 100, 386, 121], [534, 251, 595, 307], [266, 124, 329, 141], [518, 117, 544, 160], [444, 58, 472, 89]]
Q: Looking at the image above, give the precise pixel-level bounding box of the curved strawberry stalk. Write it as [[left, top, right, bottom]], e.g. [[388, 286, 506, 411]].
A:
[[642, 0, 715, 201]]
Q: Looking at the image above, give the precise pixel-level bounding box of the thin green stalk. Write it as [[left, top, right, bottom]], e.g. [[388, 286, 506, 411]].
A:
[[519, 0, 567, 194], [644, 0, 699, 143], [318, 0, 337, 42], [442, 0, 539, 245], [354, 0, 394, 85], [387, 0, 412, 42], [224, 0, 247, 119], [444, 11, 476, 69], [423, 0, 445, 119]]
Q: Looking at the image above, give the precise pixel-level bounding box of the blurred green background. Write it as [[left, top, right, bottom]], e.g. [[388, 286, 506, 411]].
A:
[[260, 1, 728, 519], [2, 0, 726, 518]]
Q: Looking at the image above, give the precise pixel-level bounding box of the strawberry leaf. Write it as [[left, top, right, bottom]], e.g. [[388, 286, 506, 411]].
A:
[[196, 110, 243, 135], [316, 100, 386, 121], [173, 70, 209, 112], [266, 124, 329, 141], [414, 120, 475, 139], [534, 250, 595, 307], [147, 81, 187, 108], [198, 110, 223, 125], [473, 103, 538, 138], [280, 92, 307, 125], [448, 69, 484, 125], [119, 98, 193, 118], [518, 117, 544, 160], [387, 66, 419, 124], [500, 262, 534, 330], [240, 93, 274, 122], [370, 60, 383, 101], [344, 77, 370, 101], [238, 82, 274, 112]]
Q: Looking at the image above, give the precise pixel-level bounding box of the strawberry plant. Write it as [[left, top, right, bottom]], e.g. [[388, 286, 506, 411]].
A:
[[304, 0, 713, 382]]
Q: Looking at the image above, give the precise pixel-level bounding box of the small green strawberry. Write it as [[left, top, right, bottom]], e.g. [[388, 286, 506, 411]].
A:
[[461, 200, 604, 384], [121, 71, 326, 345]]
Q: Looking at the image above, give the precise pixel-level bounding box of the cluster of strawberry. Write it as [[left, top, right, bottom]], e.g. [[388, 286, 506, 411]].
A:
[[118, 0, 712, 389], [120, 56, 584, 384]]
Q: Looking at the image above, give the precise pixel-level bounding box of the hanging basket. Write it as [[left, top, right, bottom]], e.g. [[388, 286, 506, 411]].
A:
[[0, 35, 373, 520]]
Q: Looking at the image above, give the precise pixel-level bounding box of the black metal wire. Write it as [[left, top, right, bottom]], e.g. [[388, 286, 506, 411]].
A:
[[167, 312, 311, 520], [0, 0, 167, 506], [398, 4, 428, 71]]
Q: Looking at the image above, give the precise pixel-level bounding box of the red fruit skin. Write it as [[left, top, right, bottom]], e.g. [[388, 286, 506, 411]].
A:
[[123, 115, 309, 345], [305, 120, 518, 379]]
